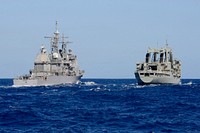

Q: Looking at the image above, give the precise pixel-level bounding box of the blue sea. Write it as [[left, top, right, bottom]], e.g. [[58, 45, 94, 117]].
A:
[[0, 79, 200, 133]]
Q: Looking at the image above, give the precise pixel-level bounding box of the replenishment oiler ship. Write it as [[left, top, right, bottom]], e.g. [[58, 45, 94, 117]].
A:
[[135, 43, 181, 85], [14, 22, 84, 86]]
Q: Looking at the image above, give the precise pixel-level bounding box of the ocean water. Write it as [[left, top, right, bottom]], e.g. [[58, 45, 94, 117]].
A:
[[0, 79, 200, 133]]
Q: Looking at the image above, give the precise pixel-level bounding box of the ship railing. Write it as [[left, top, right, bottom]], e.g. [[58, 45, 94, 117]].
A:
[[16, 74, 31, 80]]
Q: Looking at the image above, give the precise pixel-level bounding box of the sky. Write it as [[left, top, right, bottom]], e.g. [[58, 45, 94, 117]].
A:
[[0, 0, 200, 79]]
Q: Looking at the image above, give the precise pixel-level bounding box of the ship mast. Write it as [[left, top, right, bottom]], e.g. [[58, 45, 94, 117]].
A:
[[53, 21, 59, 53], [45, 21, 60, 54]]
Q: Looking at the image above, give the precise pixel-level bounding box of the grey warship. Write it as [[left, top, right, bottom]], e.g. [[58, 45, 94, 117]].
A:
[[14, 22, 84, 86], [135, 44, 181, 85]]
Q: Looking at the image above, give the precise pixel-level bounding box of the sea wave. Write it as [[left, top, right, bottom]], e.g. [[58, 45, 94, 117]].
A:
[[179, 81, 195, 86], [1, 79, 200, 132], [80, 81, 97, 86]]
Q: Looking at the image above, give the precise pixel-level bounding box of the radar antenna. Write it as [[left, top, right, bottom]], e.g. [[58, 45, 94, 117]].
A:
[[55, 21, 59, 34], [166, 39, 168, 47], [44, 21, 60, 54], [61, 34, 72, 54]]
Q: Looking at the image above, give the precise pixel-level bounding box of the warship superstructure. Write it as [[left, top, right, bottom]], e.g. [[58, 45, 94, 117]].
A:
[[135, 44, 181, 85], [14, 22, 84, 86]]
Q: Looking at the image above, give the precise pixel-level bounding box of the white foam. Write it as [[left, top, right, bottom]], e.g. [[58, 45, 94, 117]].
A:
[[181, 81, 194, 85], [186, 81, 193, 85], [12, 85, 37, 88], [134, 85, 146, 88], [90, 86, 111, 92], [82, 81, 97, 86], [0, 85, 20, 89], [179, 81, 193, 86]]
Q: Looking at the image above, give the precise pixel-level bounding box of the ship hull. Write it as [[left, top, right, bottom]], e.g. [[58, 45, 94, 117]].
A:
[[135, 72, 180, 85], [13, 75, 82, 86]]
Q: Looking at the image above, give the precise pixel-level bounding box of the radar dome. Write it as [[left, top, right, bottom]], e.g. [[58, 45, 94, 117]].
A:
[[53, 53, 59, 59]]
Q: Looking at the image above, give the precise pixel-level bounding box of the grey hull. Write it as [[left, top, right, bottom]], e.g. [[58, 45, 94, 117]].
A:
[[135, 72, 180, 85], [13, 75, 82, 86]]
